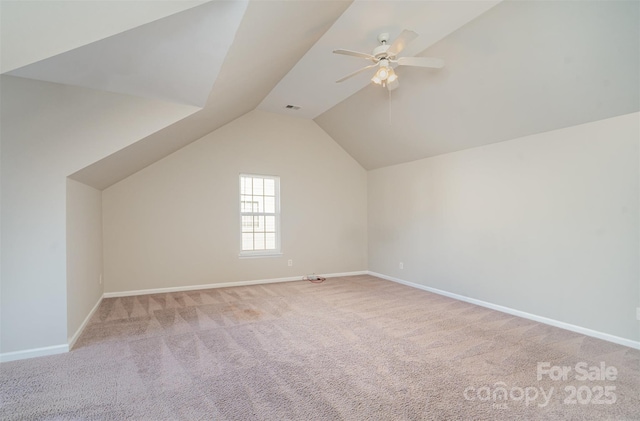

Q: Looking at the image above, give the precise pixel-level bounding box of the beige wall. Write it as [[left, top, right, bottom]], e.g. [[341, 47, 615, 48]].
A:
[[66, 179, 103, 344], [368, 113, 639, 342], [103, 110, 367, 293], [0, 75, 197, 355]]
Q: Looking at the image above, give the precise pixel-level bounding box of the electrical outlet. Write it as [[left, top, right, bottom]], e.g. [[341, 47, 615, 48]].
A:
[[399, 262, 404, 270], [288, 259, 293, 267], [99, 273, 103, 285]]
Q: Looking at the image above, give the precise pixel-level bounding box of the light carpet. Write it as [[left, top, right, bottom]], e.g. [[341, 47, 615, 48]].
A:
[[1, 275, 638, 420]]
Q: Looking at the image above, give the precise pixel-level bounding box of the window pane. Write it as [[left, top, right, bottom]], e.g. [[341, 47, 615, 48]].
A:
[[265, 216, 275, 232], [254, 233, 265, 250], [255, 196, 264, 213], [264, 196, 275, 213], [264, 179, 275, 196], [241, 177, 252, 195], [265, 233, 276, 249], [241, 196, 254, 212], [255, 216, 265, 232], [242, 233, 254, 251], [242, 216, 253, 232], [253, 178, 264, 195]]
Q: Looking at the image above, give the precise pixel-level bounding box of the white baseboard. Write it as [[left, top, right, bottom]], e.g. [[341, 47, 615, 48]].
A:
[[0, 344, 69, 363], [4, 271, 635, 363], [369, 271, 640, 351], [68, 295, 103, 350], [1, 271, 368, 362], [322, 271, 369, 278], [103, 271, 369, 298], [1, 294, 103, 362]]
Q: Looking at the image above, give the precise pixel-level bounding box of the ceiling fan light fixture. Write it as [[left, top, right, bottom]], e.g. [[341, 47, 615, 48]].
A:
[[372, 65, 397, 87], [376, 59, 391, 81], [387, 68, 397, 83]]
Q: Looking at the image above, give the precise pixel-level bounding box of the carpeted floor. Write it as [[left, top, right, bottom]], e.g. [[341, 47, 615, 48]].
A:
[[1, 275, 638, 420]]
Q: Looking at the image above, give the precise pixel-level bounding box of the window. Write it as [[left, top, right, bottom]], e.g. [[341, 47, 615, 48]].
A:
[[239, 174, 280, 256]]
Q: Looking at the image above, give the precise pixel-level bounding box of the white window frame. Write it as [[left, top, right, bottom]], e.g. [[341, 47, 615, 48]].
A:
[[239, 174, 282, 258]]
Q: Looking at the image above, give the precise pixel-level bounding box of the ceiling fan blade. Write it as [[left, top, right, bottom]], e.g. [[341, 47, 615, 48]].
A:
[[335, 64, 377, 83], [387, 29, 418, 57], [333, 49, 376, 61], [397, 56, 445, 69]]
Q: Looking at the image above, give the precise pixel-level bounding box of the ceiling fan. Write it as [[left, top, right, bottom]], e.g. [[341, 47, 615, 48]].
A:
[[333, 30, 444, 91]]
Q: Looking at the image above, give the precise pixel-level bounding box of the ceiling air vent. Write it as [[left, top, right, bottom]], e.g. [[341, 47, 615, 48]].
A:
[[285, 105, 301, 110]]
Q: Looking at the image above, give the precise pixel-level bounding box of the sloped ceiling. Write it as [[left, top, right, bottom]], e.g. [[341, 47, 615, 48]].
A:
[[2, 0, 638, 188], [258, 0, 501, 119], [8, 1, 248, 107], [69, 0, 352, 190], [0, 0, 209, 73], [1, 0, 353, 189], [315, 0, 640, 169]]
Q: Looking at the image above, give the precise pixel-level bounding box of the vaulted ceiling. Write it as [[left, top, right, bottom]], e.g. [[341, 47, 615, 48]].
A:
[[2, 0, 638, 189], [316, 0, 640, 169]]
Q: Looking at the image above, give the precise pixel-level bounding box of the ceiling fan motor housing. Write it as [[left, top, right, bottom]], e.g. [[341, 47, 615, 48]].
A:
[[374, 33, 391, 60], [373, 44, 391, 60]]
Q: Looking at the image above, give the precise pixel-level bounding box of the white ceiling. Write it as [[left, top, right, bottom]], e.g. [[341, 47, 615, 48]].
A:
[[315, 0, 640, 170], [0, 0, 209, 73], [68, 0, 353, 189], [258, 0, 501, 119], [2, 0, 638, 188], [8, 1, 247, 107]]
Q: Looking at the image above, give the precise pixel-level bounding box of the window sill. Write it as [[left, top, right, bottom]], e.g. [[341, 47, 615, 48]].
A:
[[239, 252, 283, 259]]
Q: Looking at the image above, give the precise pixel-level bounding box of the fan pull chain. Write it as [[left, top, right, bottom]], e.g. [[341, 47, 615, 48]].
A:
[[388, 87, 392, 125]]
